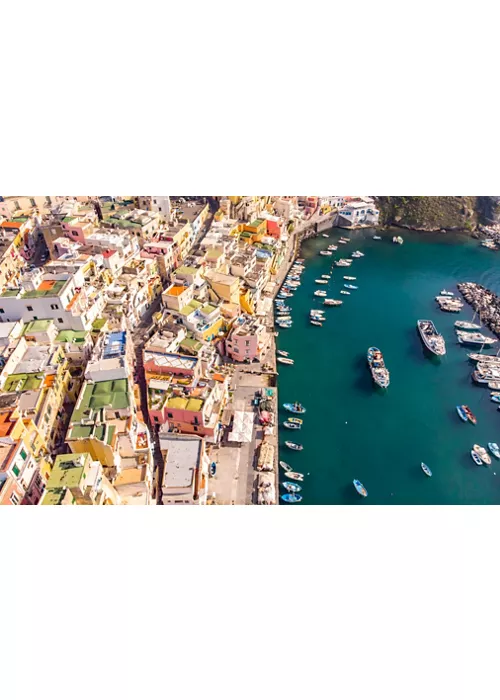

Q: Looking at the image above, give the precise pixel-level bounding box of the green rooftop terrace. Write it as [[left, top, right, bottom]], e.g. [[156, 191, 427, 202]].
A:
[[56, 330, 88, 344], [23, 319, 54, 334], [71, 379, 129, 423], [0, 289, 20, 298], [45, 453, 88, 490], [22, 280, 66, 299], [176, 265, 198, 276], [179, 299, 203, 317], [179, 337, 203, 354], [4, 373, 44, 392]]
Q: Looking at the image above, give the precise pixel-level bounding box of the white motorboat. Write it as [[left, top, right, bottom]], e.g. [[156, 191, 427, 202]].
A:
[[324, 299, 342, 306], [315, 279, 328, 285]]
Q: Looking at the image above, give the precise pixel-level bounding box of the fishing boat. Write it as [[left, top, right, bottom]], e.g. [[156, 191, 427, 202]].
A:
[[468, 352, 500, 364], [285, 441, 303, 451], [367, 347, 390, 389], [284, 471, 304, 482], [421, 463, 432, 477], [338, 239, 347, 244], [373, 235, 382, 240], [489, 382, 500, 390], [490, 395, 500, 403], [417, 320, 446, 356], [473, 444, 491, 465], [344, 284, 358, 290], [280, 461, 291, 471], [282, 481, 302, 493], [324, 299, 343, 306], [353, 480, 368, 497], [281, 493, 303, 503], [457, 331, 497, 347], [327, 245, 338, 251], [440, 289, 454, 297], [283, 421, 301, 429], [344, 276, 356, 281], [277, 350, 289, 357], [471, 450, 483, 466], [315, 279, 328, 285], [455, 320, 482, 330], [277, 357, 294, 365], [319, 250, 332, 256], [456, 405, 469, 422], [288, 417, 303, 426], [310, 320, 323, 326], [276, 321, 292, 328], [340, 290, 350, 295], [488, 443, 500, 459], [314, 290, 327, 297], [283, 402, 306, 414], [463, 406, 477, 424], [276, 314, 291, 321], [351, 251, 364, 258], [310, 309, 325, 315], [321, 274, 331, 279]]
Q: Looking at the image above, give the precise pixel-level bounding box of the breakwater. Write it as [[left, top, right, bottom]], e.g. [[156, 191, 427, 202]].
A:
[[457, 283, 500, 338]]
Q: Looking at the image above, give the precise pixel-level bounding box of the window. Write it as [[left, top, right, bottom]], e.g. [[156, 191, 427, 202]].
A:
[[245, 340, 250, 346], [30, 198, 36, 207], [10, 492, 20, 505], [26, 305, 33, 311], [194, 426, 198, 432], [33, 316, 38, 320], [58, 318, 63, 324], [0, 308, 4, 314], [50, 304, 59, 310], [167, 412, 173, 418], [20, 449, 27, 460], [154, 416, 159, 423], [12, 465, 20, 477]]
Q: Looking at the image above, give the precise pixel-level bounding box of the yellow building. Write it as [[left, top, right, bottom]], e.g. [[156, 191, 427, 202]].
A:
[[203, 269, 241, 305], [0, 228, 25, 292]]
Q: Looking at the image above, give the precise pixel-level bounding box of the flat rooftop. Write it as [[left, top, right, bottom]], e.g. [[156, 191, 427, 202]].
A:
[[71, 379, 129, 423], [144, 351, 198, 372], [45, 453, 87, 489], [160, 434, 201, 489]]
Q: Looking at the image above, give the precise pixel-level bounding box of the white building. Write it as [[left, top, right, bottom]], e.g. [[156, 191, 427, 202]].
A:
[[338, 201, 380, 228], [158, 432, 209, 505]]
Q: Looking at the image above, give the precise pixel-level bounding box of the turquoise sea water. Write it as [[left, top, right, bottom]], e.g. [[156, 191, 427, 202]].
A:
[[277, 228, 500, 505]]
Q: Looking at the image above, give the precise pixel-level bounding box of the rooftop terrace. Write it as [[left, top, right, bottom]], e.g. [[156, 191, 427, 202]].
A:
[[71, 379, 129, 423]]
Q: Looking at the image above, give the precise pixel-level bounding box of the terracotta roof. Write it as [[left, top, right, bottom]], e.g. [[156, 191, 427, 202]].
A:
[[0, 221, 22, 229]]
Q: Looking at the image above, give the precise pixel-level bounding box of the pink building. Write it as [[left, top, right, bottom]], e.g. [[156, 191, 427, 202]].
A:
[[226, 317, 267, 363]]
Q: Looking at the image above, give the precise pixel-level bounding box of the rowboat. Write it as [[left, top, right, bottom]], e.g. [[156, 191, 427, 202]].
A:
[[340, 290, 350, 295], [284, 471, 304, 482], [310, 320, 323, 326], [277, 350, 289, 357], [463, 406, 477, 424], [282, 482, 302, 493], [288, 417, 303, 425], [456, 405, 469, 422], [471, 450, 483, 466], [283, 403, 306, 414], [315, 279, 328, 285], [473, 444, 491, 465], [281, 493, 303, 503], [353, 480, 368, 497], [343, 276, 356, 281], [277, 357, 294, 365], [344, 284, 358, 290], [285, 441, 303, 451], [324, 299, 343, 306], [283, 421, 301, 430], [421, 463, 432, 477], [488, 443, 500, 459], [321, 274, 331, 279], [279, 461, 291, 470]]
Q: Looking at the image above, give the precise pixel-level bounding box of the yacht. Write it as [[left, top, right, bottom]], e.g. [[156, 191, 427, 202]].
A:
[[417, 320, 446, 356], [455, 320, 482, 330], [456, 331, 497, 347]]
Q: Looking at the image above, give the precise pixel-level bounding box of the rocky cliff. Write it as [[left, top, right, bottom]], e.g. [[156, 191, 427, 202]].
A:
[[375, 197, 482, 232]]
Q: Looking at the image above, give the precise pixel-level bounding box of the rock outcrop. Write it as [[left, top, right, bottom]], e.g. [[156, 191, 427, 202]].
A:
[[375, 197, 481, 232]]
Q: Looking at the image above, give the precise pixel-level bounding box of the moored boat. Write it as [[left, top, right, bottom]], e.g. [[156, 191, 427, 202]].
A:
[[283, 402, 306, 414], [373, 235, 382, 240], [471, 449, 483, 466], [473, 444, 491, 465], [285, 441, 303, 451], [282, 481, 302, 493], [314, 290, 327, 297], [340, 290, 350, 295], [353, 479, 368, 497], [324, 299, 342, 306], [321, 274, 331, 279], [283, 421, 301, 430], [315, 279, 328, 285], [440, 289, 454, 297], [284, 471, 304, 482], [367, 346, 390, 389], [457, 331, 497, 347], [310, 320, 323, 326], [455, 320, 482, 330], [288, 417, 303, 425], [456, 405, 469, 422], [344, 284, 358, 289], [488, 443, 500, 459], [279, 461, 291, 470], [281, 493, 303, 503], [463, 406, 477, 424], [344, 276, 356, 281], [277, 350, 289, 357], [421, 463, 432, 477], [277, 357, 294, 365], [417, 319, 446, 356]]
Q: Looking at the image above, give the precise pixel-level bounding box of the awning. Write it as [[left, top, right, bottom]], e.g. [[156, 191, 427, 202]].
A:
[[228, 410, 254, 443]]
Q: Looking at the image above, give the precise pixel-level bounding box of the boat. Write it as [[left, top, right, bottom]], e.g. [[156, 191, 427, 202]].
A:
[[393, 236, 404, 244], [457, 331, 498, 347], [490, 395, 500, 403], [421, 463, 432, 477], [335, 259, 352, 267], [417, 319, 446, 356], [353, 480, 368, 497], [319, 250, 332, 256], [340, 290, 350, 295], [315, 279, 328, 285], [456, 405, 469, 422], [314, 290, 327, 297], [281, 493, 303, 503], [283, 402, 306, 414], [344, 284, 358, 290], [473, 444, 492, 465], [288, 417, 303, 425], [310, 320, 323, 326], [373, 235, 382, 240], [489, 382, 500, 390], [468, 352, 500, 364], [351, 251, 364, 258], [471, 449, 483, 466], [310, 309, 325, 315], [324, 299, 343, 306], [277, 357, 294, 365], [282, 481, 302, 493], [283, 421, 301, 429], [284, 471, 304, 482], [285, 441, 303, 451], [488, 443, 500, 459], [277, 350, 289, 357], [367, 347, 390, 389], [327, 245, 338, 251], [276, 314, 291, 321], [280, 461, 291, 470], [344, 276, 356, 281], [322, 233, 329, 238], [455, 321, 482, 330], [338, 239, 347, 244], [440, 290, 454, 297], [463, 406, 477, 424], [321, 274, 331, 279]]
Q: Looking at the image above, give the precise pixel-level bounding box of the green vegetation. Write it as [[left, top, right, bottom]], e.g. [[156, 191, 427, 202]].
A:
[[376, 196, 479, 231]]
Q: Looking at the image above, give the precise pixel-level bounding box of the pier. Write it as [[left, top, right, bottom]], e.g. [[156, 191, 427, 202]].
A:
[[457, 283, 500, 338]]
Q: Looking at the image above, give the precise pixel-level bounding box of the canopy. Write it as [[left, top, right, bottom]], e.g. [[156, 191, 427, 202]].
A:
[[228, 410, 254, 443]]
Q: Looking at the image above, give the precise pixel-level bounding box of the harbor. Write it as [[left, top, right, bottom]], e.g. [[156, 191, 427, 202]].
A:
[[275, 227, 500, 505]]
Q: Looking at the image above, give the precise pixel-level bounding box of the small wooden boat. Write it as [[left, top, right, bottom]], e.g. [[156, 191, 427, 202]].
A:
[[310, 320, 323, 326], [471, 449, 483, 466], [288, 417, 303, 425], [490, 395, 500, 404], [421, 463, 432, 477], [344, 276, 356, 281], [488, 443, 500, 459], [285, 441, 303, 451], [281, 493, 303, 503], [321, 274, 331, 279], [319, 250, 332, 256], [277, 357, 294, 365], [315, 279, 328, 284], [277, 350, 289, 357], [283, 403, 306, 414], [456, 405, 469, 422], [283, 421, 301, 430], [324, 299, 343, 306], [473, 444, 491, 465], [344, 284, 358, 290], [314, 290, 327, 297], [279, 461, 291, 470], [340, 290, 350, 295], [284, 471, 304, 482], [463, 406, 477, 424], [282, 482, 302, 493], [353, 480, 368, 497]]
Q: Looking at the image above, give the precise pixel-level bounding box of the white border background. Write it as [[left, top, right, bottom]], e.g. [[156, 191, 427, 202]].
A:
[[4, 2, 500, 699]]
